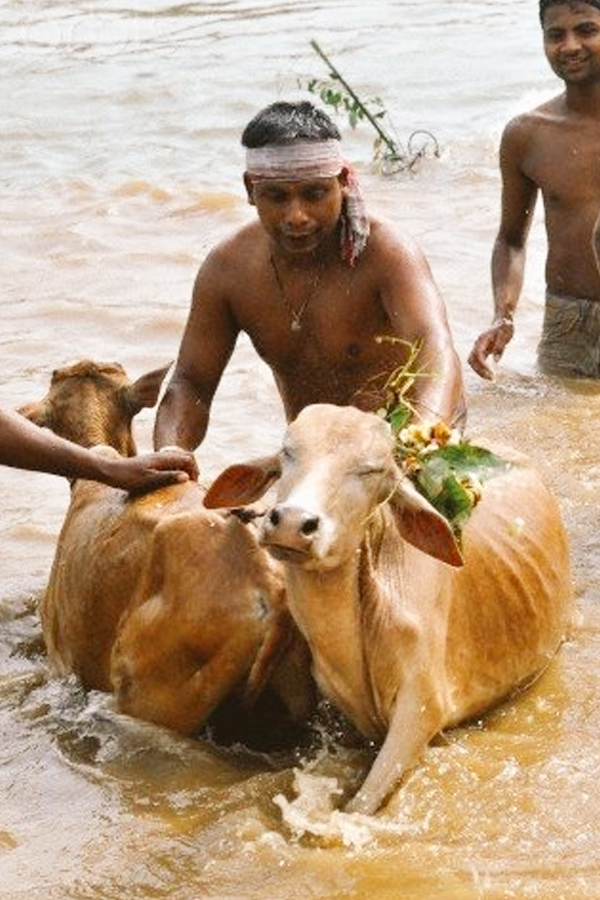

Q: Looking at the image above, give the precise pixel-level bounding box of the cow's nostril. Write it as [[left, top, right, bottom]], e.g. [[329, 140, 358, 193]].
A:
[[301, 516, 319, 536], [269, 509, 281, 526]]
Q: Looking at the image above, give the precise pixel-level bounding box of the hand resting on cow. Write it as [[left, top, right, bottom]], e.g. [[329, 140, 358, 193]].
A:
[[0, 404, 198, 493], [204, 403, 573, 815], [20, 360, 313, 744]]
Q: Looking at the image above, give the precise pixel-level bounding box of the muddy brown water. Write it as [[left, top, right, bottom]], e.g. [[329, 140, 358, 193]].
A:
[[2, 3, 600, 897]]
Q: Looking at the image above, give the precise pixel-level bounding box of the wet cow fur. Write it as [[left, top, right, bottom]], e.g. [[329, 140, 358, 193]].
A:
[[204, 403, 573, 814], [20, 361, 313, 744]]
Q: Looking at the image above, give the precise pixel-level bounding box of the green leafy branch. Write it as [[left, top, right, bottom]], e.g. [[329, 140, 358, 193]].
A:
[[303, 40, 440, 174]]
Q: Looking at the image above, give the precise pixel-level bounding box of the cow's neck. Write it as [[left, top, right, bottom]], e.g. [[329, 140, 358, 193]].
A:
[[284, 549, 384, 739], [283, 507, 446, 741]]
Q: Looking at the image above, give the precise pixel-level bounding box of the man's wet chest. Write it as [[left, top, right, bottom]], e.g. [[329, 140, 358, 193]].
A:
[[525, 124, 600, 203], [250, 314, 376, 371]]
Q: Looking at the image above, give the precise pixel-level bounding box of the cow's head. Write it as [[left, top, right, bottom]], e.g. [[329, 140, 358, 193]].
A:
[[18, 360, 171, 457], [205, 404, 463, 570]]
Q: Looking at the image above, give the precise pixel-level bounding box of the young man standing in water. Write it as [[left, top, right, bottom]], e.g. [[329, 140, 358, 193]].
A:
[[154, 101, 465, 452], [0, 406, 198, 491], [468, 0, 600, 380]]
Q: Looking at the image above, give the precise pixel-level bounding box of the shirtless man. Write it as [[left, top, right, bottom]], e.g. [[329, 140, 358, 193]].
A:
[[154, 101, 465, 452], [468, 0, 600, 380], [0, 406, 197, 491]]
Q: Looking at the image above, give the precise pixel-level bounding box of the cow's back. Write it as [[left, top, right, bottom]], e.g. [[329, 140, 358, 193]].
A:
[[443, 456, 572, 722]]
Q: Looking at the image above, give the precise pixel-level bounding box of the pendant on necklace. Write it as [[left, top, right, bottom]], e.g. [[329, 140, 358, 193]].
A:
[[270, 253, 323, 334]]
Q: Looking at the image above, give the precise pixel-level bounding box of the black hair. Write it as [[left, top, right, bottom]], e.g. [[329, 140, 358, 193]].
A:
[[539, 0, 600, 22], [241, 101, 341, 149]]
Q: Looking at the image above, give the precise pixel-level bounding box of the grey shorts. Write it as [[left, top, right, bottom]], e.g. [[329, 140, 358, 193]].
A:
[[537, 291, 600, 378]]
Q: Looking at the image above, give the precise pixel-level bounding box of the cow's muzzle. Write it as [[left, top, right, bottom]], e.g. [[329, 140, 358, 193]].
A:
[[260, 504, 321, 560]]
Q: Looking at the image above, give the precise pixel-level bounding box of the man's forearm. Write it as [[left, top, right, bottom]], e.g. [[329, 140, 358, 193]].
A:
[[491, 239, 526, 322], [411, 342, 466, 429], [1, 408, 118, 480], [415, 381, 465, 429], [153, 381, 209, 451]]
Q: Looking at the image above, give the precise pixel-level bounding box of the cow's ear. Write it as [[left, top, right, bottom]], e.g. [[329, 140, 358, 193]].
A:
[[204, 456, 281, 509], [126, 364, 173, 414], [390, 478, 463, 568], [17, 400, 48, 428]]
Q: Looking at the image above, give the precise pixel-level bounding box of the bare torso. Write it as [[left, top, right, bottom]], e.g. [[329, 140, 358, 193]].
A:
[[230, 229, 406, 416], [516, 94, 600, 300], [155, 208, 465, 452], [213, 219, 461, 421]]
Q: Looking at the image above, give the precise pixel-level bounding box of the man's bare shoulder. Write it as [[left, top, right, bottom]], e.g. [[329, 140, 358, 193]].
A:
[[191, 221, 268, 304], [205, 220, 267, 266], [365, 215, 422, 263], [502, 94, 566, 141]]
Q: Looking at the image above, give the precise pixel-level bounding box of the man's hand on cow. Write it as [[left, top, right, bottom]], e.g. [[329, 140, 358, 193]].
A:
[[110, 449, 199, 494], [467, 318, 514, 380]]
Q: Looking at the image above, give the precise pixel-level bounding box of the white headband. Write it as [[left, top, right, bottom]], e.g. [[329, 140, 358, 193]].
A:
[[245, 139, 344, 179], [245, 138, 370, 267]]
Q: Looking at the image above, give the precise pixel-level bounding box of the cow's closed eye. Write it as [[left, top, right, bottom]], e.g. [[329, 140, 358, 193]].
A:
[[355, 465, 386, 478], [281, 446, 295, 463]]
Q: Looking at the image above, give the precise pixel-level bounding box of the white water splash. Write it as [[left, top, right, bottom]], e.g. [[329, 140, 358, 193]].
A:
[[274, 768, 398, 850]]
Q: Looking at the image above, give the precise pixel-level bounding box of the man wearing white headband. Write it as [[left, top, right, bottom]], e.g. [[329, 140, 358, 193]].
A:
[[244, 136, 369, 267], [154, 101, 465, 453]]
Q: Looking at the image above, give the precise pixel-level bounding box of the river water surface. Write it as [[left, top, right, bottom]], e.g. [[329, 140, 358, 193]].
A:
[[2, 2, 600, 898]]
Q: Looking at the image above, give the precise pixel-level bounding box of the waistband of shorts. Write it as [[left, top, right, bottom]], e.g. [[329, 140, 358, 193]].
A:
[[546, 290, 599, 309]]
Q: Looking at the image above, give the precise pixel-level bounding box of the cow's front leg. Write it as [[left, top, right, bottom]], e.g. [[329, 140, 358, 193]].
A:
[[344, 682, 444, 816]]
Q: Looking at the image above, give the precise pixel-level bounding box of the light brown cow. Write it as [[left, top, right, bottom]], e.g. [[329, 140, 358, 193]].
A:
[[204, 403, 573, 814], [20, 361, 313, 741]]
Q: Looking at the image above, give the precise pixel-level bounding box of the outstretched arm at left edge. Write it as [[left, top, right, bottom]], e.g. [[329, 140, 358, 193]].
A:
[[0, 407, 198, 491]]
